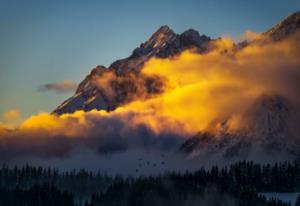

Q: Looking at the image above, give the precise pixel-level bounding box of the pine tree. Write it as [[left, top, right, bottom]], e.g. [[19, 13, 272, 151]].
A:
[[295, 193, 300, 206]]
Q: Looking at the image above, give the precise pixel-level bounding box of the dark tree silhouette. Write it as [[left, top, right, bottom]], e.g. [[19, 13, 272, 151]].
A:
[[0, 161, 299, 206]]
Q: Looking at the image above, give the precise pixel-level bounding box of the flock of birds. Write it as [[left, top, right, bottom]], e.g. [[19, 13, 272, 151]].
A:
[[135, 154, 166, 173]]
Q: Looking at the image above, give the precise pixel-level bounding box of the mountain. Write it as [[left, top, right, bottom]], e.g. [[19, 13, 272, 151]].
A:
[[263, 11, 300, 41], [52, 11, 300, 159], [179, 94, 300, 159], [54, 12, 300, 115], [178, 11, 300, 159], [53, 26, 211, 114]]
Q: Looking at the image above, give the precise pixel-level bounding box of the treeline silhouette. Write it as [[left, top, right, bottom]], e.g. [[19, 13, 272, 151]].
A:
[[0, 161, 299, 206], [0, 184, 73, 206]]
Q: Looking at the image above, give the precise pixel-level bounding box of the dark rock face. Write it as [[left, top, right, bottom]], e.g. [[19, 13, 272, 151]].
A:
[[179, 130, 249, 159], [179, 132, 215, 154], [248, 95, 291, 141], [53, 65, 165, 115]]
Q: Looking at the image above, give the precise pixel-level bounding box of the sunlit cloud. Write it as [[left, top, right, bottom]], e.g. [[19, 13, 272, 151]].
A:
[[141, 31, 300, 132], [0, 31, 300, 162], [3, 109, 21, 122]]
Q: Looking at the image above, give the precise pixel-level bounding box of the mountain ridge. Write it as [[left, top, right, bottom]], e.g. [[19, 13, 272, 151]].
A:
[[53, 26, 211, 114], [263, 11, 300, 41], [53, 11, 300, 116]]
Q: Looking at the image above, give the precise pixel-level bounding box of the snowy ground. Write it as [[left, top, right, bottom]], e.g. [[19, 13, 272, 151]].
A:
[[259, 193, 299, 206]]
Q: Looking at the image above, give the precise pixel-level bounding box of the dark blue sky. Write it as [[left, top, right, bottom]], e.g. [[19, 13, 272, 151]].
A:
[[0, 0, 299, 120]]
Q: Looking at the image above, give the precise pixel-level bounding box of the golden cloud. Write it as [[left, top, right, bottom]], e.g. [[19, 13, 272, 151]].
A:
[[140, 32, 300, 132], [1, 31, 300, 160]]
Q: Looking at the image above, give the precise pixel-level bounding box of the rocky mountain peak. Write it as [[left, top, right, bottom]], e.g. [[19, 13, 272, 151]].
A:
[[53, 12, 300, 117], [264, 11, 300, 41], [180, 28, 211, 48], [153, 25, 173, 36], [181, 29, 200, 40], [90, 65, 107, 75], [141, 25, 177, 49]]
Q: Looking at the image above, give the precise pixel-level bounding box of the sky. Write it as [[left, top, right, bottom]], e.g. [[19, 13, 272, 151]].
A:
[[0, 0, 300, 122]]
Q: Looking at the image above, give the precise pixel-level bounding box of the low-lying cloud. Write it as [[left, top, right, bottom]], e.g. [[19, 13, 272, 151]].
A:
[[0, 109, 185, 162]]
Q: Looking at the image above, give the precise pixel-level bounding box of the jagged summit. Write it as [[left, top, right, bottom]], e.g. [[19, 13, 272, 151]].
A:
[[142, 25, 176, 49], [130, 25, 210, 59], [53, 25, 211, 114], [264, 11, 300, 41], [156, 25, 172, 33], [53, 12, 300, 115], [181, 29, 201, 41], [130, 25, 178, 59], [180, 28, 210, 49]]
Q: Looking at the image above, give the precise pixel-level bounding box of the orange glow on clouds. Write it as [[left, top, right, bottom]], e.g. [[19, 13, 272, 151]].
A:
[[2, 31, 300, 139]]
